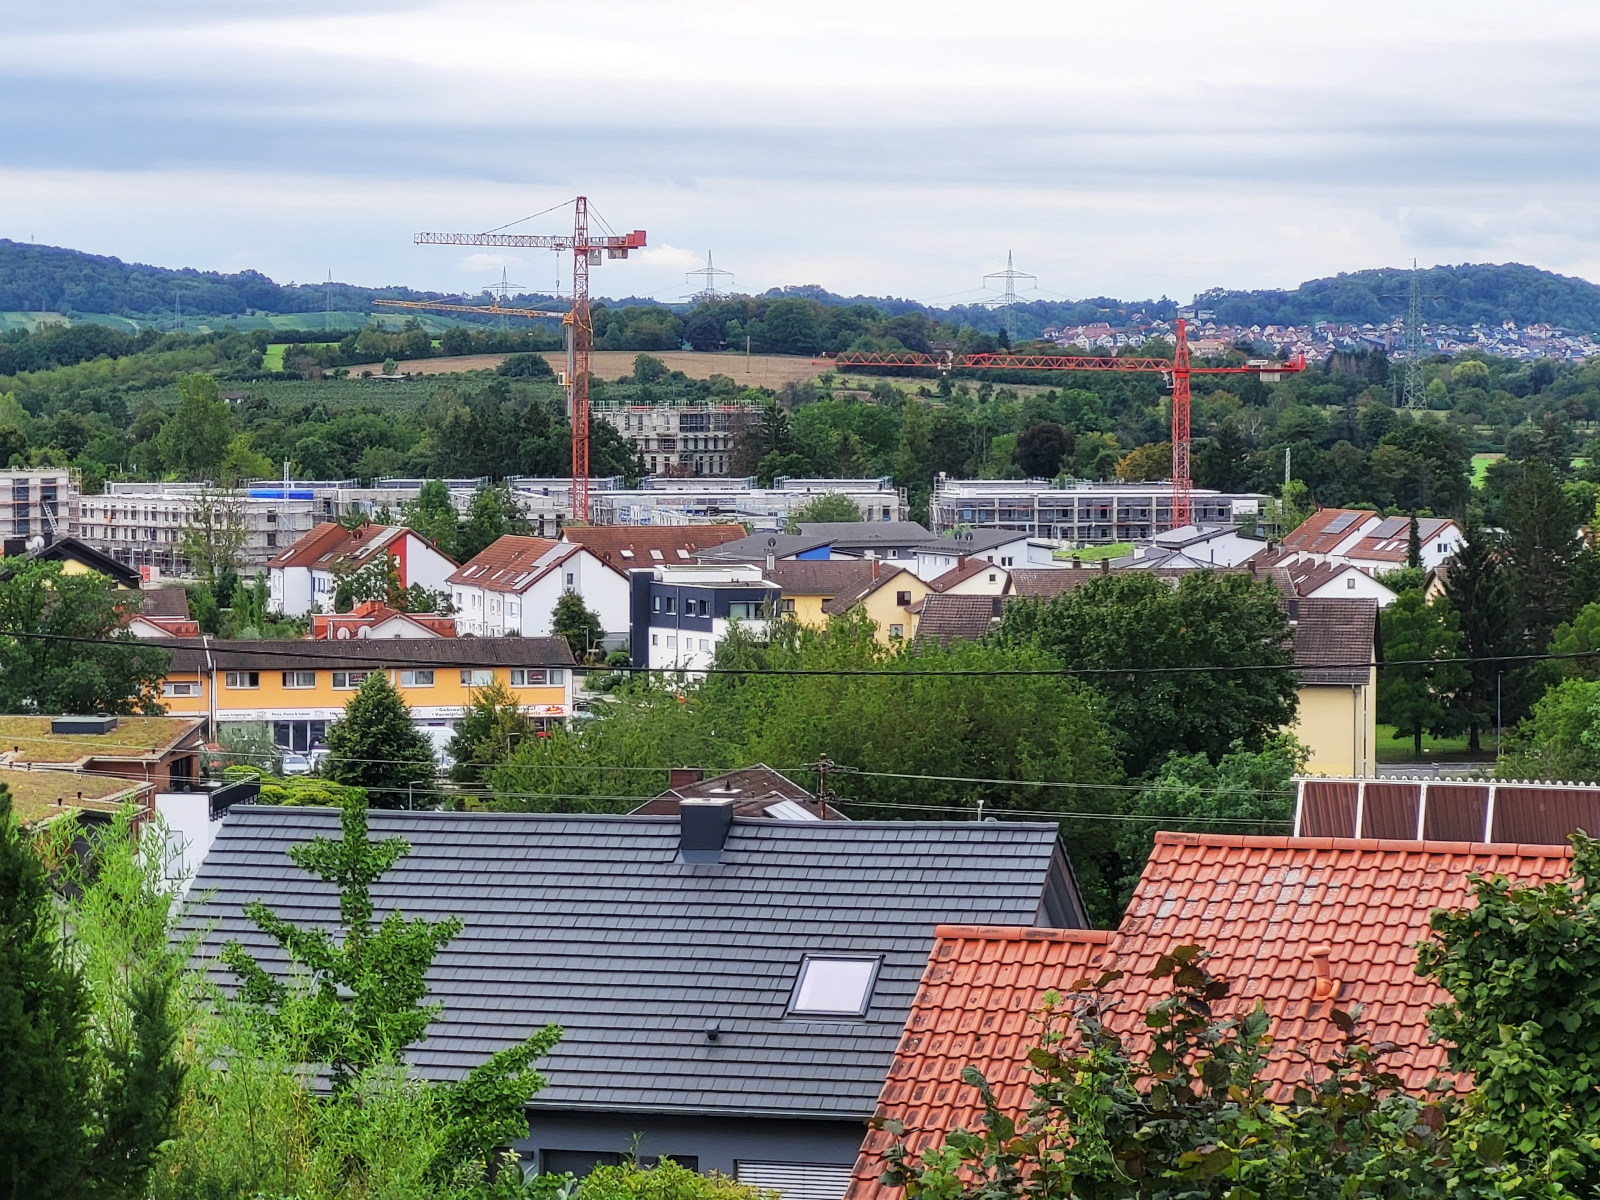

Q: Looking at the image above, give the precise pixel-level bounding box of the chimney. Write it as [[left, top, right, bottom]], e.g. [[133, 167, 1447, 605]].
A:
[[1099, 557, 1109, 575], [957, 554, 967, 570], [1071, 555, 1081, 570], [872, 560, 880, 581], [679, 799, 734, 864], [669, 767, 704, 788]]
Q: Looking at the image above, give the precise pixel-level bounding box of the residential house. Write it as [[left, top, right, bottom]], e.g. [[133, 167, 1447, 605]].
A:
[[2, 764, 150, 830], [926, 558, 1010, 596], [152, 637, 575, 758], [268, 521, 458, 617], [628, 564, 782, 674], [450, 526, 749, 648], [1278, 507, 1382, 558], [123, 588, 201, 638], [912, 529, 1033, 580], [847, 832, 1575, 1199], [0, 714, 207, 793], [1289, 597, 1379, 776], [311, 599, 457, 639], [630, 764, 846, 820], [817, 563, 934, 643], [1338, 515, 1463, 573], [796, 522, 940, 570], [0, 535, 143, 588], [1113, 523, 1265, 570], [184, 804, 1089, 1193], [1274, 558, 1399, 608], [910, 594, 1004, 647], [694, 532, 846, 566], [764, 560, 919, 636]]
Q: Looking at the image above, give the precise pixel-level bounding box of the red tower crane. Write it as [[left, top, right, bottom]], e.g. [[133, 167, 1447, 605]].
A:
[[413, 197, 647, 524], [829, 319, 1306, 528]]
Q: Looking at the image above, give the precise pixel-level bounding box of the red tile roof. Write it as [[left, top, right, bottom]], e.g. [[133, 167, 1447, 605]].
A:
[[927, 558, 1006, 592], [562, 524, 746, 569], [1279, 509, 1379, 555], [848, 832, 1574, 1200], [267, 522, 413, 570], [445, 535, 563, 592], [1342, 517, 1459, 563]]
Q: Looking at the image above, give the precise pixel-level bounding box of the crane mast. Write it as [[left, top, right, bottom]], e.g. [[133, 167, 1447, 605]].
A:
[[413, 199, 646, 524]]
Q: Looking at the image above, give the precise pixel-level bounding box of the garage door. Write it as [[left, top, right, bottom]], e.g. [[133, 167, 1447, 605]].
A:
[[735, 1161, 854, 1200]]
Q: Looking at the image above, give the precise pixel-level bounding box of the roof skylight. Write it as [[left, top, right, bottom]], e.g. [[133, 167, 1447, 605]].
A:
[[789, 955, 880, 1017]]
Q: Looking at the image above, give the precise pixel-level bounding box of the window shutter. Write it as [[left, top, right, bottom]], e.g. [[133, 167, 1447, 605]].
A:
[[735, 1162, 854, 1200]]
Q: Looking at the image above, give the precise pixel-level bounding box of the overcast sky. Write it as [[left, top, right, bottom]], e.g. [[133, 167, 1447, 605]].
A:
[[2, 0, 1598, 307]]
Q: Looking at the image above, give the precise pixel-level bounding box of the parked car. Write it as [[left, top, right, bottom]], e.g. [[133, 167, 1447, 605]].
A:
[[281, 752, 312, 776]]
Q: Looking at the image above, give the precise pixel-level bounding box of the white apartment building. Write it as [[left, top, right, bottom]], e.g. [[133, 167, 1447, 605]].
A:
[[267, 521, 459, 617], [929, 477, 1267, 544], [0, 469, 81, 553], [584, 477, 908, 530], [448, 536, 629, 649], [594, 402, 758, 477]]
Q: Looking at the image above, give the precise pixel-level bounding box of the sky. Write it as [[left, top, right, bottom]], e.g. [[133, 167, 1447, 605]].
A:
[[2, 0, 1599, 307]]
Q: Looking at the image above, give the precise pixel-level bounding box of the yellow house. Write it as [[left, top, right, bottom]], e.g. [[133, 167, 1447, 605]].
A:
[[4, 536, 144, 587], [154, 636, 576, 754], [1288, 597, 1378, 776], [767, 560, 934, 643]]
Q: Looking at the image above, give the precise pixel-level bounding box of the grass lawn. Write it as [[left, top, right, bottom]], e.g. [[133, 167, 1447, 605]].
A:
[[1056, 542, 1134, 562], [1470, 453, 1504, 488], [1376, 722, 1499, 763], [261, 344, 286, 370]]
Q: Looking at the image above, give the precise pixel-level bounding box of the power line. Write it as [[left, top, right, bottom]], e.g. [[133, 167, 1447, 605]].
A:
[[5, 626, 1600, 678]]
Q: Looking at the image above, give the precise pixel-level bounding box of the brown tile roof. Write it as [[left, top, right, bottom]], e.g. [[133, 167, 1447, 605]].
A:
[[1293, 596, 1378, 684], [141, 588, 191, 618], [848, 834, 1575, 1200], [820, 564, 914, 616], [1279, 508, 1379, 555], [927, 558, 1004, 592], [562, 524, 747, 569], [765, 559, 883, 597], [628, 765, 846, 819], [1006, 568, 1100, 599], [445, 535, 563, 591], [913, 593, 1002, 646], [1343, 517, 1458, 563], [267, 522, 416, 571]]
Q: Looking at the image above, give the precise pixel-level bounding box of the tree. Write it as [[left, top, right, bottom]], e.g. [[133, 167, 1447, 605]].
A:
[[445, 680, 530, 784], [176, 486, 248, 585], [1012, 422, 1074, 479], [1444, 518, 1521, 751], [0, 557, 168, 715], [1416, 831, 1600, 1191], [995, 571, 1298, 774], [1503, 456, 1581, 650], [218, 434, 271, 488], [551, 588, 605, 659], [0, 790, 187, 1200], [1496, 677, 1600, 782], [323, 673, 436, 808], [402, 478, 460, 561], [155, 374, 233, 479], [217, 795, 560, 1180], [457, 484, 527, 561], [1114, 441, 1172, 483], [783, 492, 863, 532], [1549, 601, 1600, 680], [1406, 513, 1422, 569], [1377, 591, 1467, 754], [495, 352, 553, 378]]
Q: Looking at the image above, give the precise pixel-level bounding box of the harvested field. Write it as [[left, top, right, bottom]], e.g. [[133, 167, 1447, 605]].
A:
[[344, 350, 833, 387]]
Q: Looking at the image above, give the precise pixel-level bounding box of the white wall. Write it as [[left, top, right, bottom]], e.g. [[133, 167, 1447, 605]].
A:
[[270, 566, 315, 617], [1306, 569, 1400, 609], [154, 792, 220, 893], [398, 533, 458, 595]]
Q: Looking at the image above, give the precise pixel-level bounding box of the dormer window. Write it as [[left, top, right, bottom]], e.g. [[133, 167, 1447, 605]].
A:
[[789, 955, 880, 1017]]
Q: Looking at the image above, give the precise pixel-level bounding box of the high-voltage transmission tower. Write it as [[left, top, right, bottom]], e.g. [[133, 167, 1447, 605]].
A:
[[686, 252, 734, 304], [411, 197, 646, 523], [486, 267, 527, 328], [984, 252, 1036, 340], [1402, 259, 1427, 409]]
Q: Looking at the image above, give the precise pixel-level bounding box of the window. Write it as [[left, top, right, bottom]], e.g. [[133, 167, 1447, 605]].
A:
[[665, 596, 676, 615], [699, 638, 711, 652], [510, 668, 547, 686], [789, 956, 880, 1017], [735, 1162, 853, 1200], [332, 671, 371, 689], [727, 601, 765, 620], [987, 574, 996, 583], [565, 572, 575, 586], [162, 680, 200, 697], [780, 598, 796, 614], [666, 636, 677, 649], [400, 669, 435, 687], [651, 633, 659, 646], [652, 595, 661, 613], [266, 531, 277, 549], [895, 590, 912, 606], [282, 671, 316, 689], [460, 669, 493, 687], [889, 623, 904, 639], [224, 671, 259, 689], [1346, 576, 1356, 589]]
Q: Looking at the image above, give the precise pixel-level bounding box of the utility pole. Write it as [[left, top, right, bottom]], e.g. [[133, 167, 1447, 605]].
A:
[[815, 756, 836, 819]]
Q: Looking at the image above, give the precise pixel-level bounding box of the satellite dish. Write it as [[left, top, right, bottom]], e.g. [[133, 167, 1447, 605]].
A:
[[25, 535, 44, 552], [357, 626, 370, 639], [336, 627, 351, 640]]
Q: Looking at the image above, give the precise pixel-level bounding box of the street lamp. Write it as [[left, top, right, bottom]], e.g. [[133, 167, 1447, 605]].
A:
[[407, 778, 428, 810]]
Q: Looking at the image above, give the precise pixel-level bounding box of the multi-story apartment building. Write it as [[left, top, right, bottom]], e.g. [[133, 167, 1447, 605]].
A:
[[627, 564, 781, 676], [78, 478, 487, 576], [154, 636, 576, 757], [929, 478, 1267, 544], [0, 469, 81, 553], [584, 477, 908, 530], [594, 402, 758, 477]]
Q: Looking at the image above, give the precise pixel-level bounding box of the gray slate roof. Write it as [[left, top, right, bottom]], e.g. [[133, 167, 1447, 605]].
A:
[[693, 533, 841, 563], [796, 522, 937, 551], [154, 636, 575, 672], [184, 807, 1074, 1120]]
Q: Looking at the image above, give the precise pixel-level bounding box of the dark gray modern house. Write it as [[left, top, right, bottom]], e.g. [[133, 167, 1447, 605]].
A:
[[186, 803, 1088, 1199]]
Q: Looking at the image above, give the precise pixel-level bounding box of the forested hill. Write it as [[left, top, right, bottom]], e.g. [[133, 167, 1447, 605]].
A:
[[7, 238, 1600, 334]]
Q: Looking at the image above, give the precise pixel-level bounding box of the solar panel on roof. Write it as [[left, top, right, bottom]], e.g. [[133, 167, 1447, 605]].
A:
[[1371, 517, 1406, 537], [1323, 512, 1361, 535]]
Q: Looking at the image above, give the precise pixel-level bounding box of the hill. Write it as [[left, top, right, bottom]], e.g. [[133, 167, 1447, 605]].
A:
[[5, 239, 1600, 335]]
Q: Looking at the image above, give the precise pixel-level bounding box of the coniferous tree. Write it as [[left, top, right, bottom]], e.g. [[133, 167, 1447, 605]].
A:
[[1444, 518, 1520, 751], [0, 783, 91, 1198], [1407, 513, 1422, 569], [1504, 457, 1581, 650], [323, 673, 436, 808]]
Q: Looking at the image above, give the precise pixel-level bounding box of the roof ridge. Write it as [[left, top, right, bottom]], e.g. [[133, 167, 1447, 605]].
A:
[[1152, 830, 1576, 856]]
